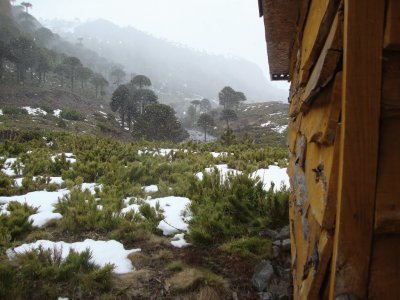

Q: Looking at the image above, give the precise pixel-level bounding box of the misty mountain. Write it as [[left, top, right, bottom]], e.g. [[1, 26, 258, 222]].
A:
[[47, 19, 286, 102]]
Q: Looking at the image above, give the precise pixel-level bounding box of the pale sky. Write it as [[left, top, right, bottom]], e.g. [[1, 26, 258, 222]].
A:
[[26, 0, 289, 90]]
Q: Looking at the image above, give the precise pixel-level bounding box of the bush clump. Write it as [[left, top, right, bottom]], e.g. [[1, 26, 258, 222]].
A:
[[60, 109, 85, 121], [3, 107, 28, 115], [0, 248, 114, 299]]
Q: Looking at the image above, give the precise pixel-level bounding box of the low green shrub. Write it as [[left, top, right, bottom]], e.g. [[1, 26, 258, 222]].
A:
[[0, 248, 113, 299], [55, 188, 122, 234], [60, 109, 85, 121], [220, 236, 272, 260], [0, 202, 37, 247], [2, 107, 28, 115]]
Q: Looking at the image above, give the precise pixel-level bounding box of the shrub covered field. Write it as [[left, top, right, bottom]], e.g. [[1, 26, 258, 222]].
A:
[[0, 131, 289, 299]]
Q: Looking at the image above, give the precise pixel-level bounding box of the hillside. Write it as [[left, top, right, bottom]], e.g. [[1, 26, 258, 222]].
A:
[[45, 19, 287, 102]]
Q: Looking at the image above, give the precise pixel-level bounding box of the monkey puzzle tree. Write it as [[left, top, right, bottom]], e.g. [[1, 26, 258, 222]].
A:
[[133, 103, 188, 142], [62, 56, 82, 91], [200, 98, 212, 113], [110, 84, 130, 127], [20, 2, 32, 13], [110, 67, 126, 85], [197, 113, 215, 142], [10, 36, 37, 83], [220, 109, 238, 128], [133, 88, 158, 115], [130, 74, 151, 89], [91, 73, 108, 99], [218, 86, 247, 110], [218, 86, 236, 109], [76, 66, 93, 89]]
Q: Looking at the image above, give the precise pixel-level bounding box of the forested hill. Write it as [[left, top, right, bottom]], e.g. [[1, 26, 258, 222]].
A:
[[45, 19, 287, 102]]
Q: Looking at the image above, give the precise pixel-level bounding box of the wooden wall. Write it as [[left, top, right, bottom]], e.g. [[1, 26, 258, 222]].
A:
[[285, 0, 400, 298]]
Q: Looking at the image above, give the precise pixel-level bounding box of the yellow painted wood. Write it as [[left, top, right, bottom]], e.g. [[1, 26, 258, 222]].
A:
[[329, 0, 385, 298], [300, 12, 343, 108], [298, 0, 339, 85]]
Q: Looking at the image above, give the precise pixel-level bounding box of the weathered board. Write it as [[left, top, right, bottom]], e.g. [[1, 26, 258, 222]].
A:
[[384, 0, 400, 50], [375, 52, 400, 234], [368, 236, 400, 299], [298, 0, 340, 85], [328, 0, 385, 298]]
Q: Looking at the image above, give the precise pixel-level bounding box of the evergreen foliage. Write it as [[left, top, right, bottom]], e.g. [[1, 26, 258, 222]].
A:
[[132, 103, 188, 142]]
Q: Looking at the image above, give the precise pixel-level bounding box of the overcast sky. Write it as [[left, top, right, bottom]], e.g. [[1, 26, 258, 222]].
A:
[[27, 0, 289, 90]]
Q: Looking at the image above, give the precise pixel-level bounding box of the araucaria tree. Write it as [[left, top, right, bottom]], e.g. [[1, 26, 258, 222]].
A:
[[200, 98, 212, 113], [10, 37, 37, 83], [197, 113, 215, 142], [20, 2, 32, 13], [110, 75, 158, 130], [133, 103, 188, 142], [110, 67, 126, 85], [110, 84, 130, 127], [218, 86, 247, 110], [220, 109, 238, 128], [91, 73, 108, 98], [63, 56, 82, 91], [130, 74, 151, 89]]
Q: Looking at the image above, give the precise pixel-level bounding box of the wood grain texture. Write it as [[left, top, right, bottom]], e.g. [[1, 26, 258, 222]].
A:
[[384, 0, 400, 50], [374, 118, 400, 234], [328, 0, 384, 298], [298, 0, 340, 85], [368, 236, 400, 299], [301, 11, 343, 107]]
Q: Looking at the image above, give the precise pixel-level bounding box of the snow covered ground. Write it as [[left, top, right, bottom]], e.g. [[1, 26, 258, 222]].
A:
[[196, 164, 289, 192], [7, 239, 140, 274], [121, 196, 192, 247], [23, 107, 48, 116], [195, 164, 243, 182], [251, 166, 289, 191], [0, 181, 102, 227]]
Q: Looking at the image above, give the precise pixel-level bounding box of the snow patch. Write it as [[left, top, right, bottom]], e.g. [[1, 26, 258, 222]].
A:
[[51, 153, 76, 164], [14, 176, 64, 188], [23, 106, 47, 116], [196, 164, 242, 182], [251, 166, 289, 192], [260, 121, 272, 128], [29, 212, 62, 227], [171, 233, 190, 248], [143, 185, 159, 193], [53, 109, 62, 117], [147, 196, 191, 236], [7, 239, 140, 274], [271, 125, 288, 134]]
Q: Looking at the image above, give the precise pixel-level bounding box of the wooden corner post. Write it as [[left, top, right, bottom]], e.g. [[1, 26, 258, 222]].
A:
[[329, 0, 384, 299]]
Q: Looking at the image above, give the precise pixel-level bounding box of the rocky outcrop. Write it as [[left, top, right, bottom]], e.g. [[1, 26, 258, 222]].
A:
[[253, 226, 293, 299]]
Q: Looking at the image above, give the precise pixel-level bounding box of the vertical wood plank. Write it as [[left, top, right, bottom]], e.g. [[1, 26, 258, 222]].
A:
[[384, 0, 400, 50], [369, 236, 400, 299], [328, 0, 384, 299]]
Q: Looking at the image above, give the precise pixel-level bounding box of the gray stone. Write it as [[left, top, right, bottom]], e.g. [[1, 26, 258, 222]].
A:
[[252, 260, 275, 292], [281, 239, 291, 251], [258, 292, 274, 300], [277, 225, 290, 240], [273, 240, 281, 247], [260, 229, 278, 240], [272, 245, 280, 258]]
